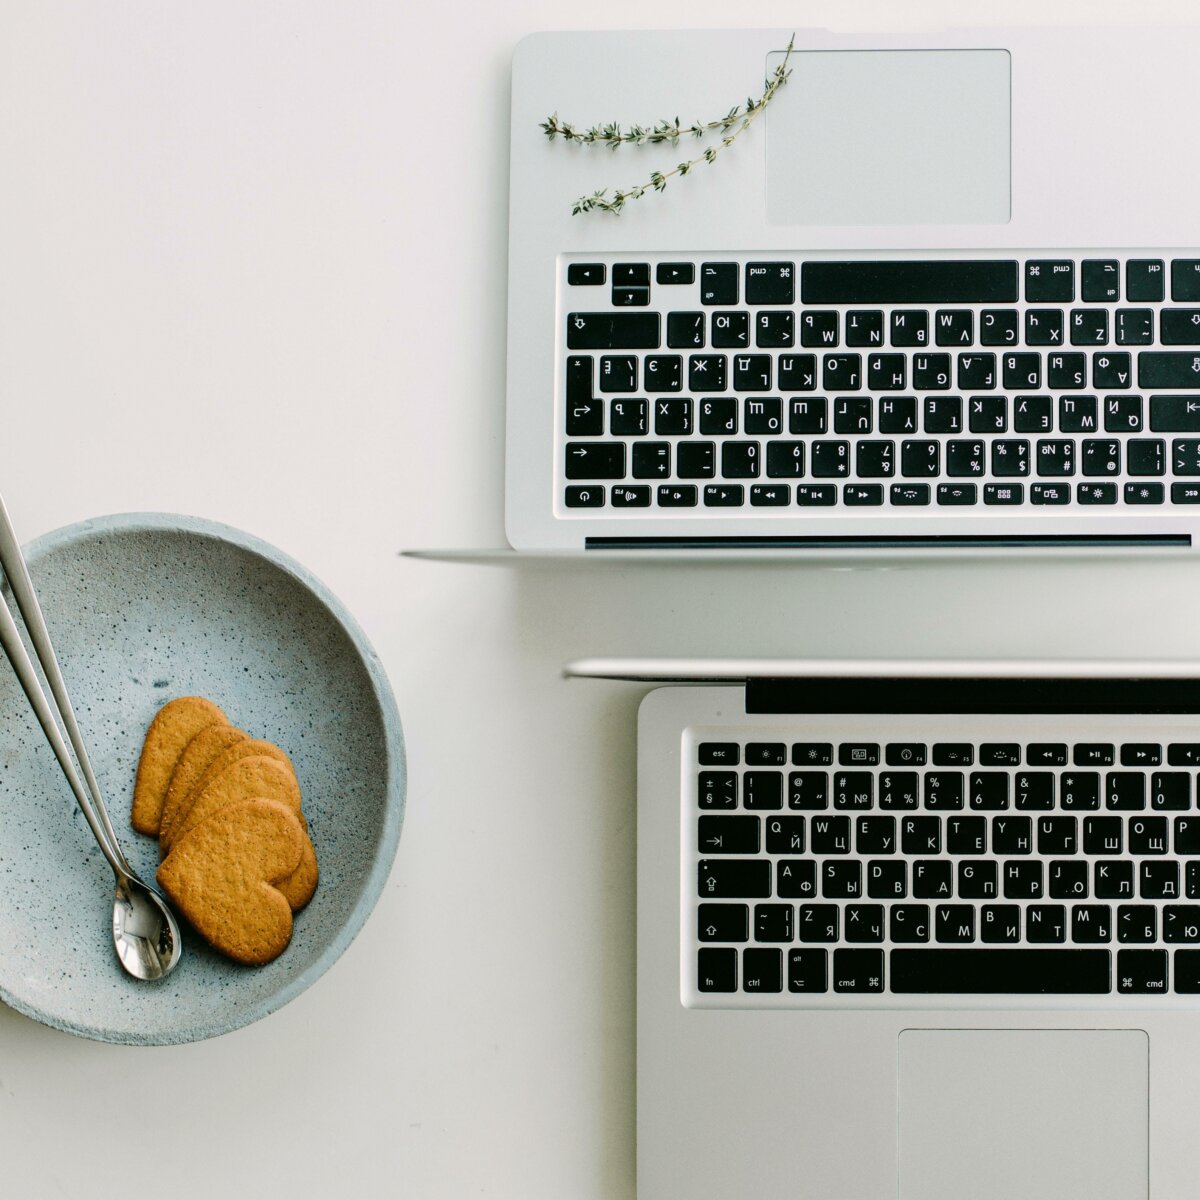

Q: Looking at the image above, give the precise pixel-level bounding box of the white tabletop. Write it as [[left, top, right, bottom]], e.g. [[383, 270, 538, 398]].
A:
[[3, 1, 1200, 1196]]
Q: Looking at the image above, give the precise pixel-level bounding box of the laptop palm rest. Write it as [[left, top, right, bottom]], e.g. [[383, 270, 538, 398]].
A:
[[898, 1029, 1148, 1200]]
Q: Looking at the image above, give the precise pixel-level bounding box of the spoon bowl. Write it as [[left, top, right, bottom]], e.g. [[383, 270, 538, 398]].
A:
[[113, 872, 182, 981]]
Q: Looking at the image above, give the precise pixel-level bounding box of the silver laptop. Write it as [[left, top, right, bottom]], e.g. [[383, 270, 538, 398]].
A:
[[508, 27, 1200, 552], [569, 657, 1200, 1199]]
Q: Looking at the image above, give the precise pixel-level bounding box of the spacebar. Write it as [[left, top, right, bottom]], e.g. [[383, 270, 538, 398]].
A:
[[890, 949, 1111, 994]]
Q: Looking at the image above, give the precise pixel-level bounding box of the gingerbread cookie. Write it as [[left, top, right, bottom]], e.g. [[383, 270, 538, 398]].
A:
[[131, 697, 227, 835], [157, 798, 304, 966], [158, 724, 249, 847]]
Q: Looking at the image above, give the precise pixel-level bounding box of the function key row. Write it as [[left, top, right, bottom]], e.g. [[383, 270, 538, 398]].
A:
[[699, 742, 1197, 767], [567, 259, 1200, 306]]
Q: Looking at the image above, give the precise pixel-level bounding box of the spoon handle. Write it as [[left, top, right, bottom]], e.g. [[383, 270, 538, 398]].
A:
[[0, 496, 130, 876]]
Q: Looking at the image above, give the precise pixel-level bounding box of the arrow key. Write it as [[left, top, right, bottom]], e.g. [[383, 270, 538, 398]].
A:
[[697, 904, 749, 943]]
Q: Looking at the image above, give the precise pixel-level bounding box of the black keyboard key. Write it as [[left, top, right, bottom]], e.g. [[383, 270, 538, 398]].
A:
[[811, 440, 850, 477], [1059, 395, 1097, 433], [698, 903, 749, 942], [1027, 905, 1068, 943], [1016, 773, 1055, 810], [913, 860, 954, 899], [1117, 949, 1168, 994], [933, 744, 973, 767], [746, 742, 786, 766], [796, 484, 838, 506], [1125, 482, 1164, 505], [564, 485, 605, 508], [1061, 772, 1101, 811], [993, 816, 1033, 854], [902, 816, 942, 856], [1175, 949, 1200, 991], [712, 312, 749, 349], [1026, 260, 1074, 302], [788, 948, 828, 992], [924, 772, 964, 810], [923, 395, 962, 433], [1176, 814, 1200, 852], [981, 743, 1021, 766], [934, 309, 973, 346], [831, 948, 884, 993], [1014, 394, 1053, 432], [777, 860, 818, 900], [754, 904, 794, 944], [657, 262, 694, 285], [1082, 439, 1121, 477], [878, 396, 918, 434], [567, 262, 605, 286], [984, 483, 1024, 505], [958, 861, 997, 900], [1119, 743, 1160, 767], [745, 261, 795, 305], [936, 904, 976, 943], [1160, 309, 1200, 346], [667, 311, 706, 349], [741, 948, 782, 992], [612, 263, 649, 288], [890, 309, 929, 347], [612, 286, 649, 307], [699, 743, 740, 766], [658, 484, 698, 507], [700, 482, 739, 506], [1036, 440, 1075, 477], [765, 442, 805, 479], [867, 860, 906, 897], [890, 905, 930, 943], [1173, 483, 1200, 502], [598, 355, 637, 392], [1083, 816, 1123, 855], [1003, 861, 1043, 899], [1075, 743, 1115, 766], [981, 309, 1020, 346], [1164, 906, 1200, 942], [1140, 862, 1179, 899], [1129, 816, 1168, 855], [1118, 905, 1157, 943], [878, 772, 920, 809], [891, 484, 931, 506], [802, 260, 1018, 304], [1094, 861, 1133, 903], [733, 353, 771, 391], [958, 353, 997, 391], [1127, 438, 1163, 474], [788, 396, 827, 435], [810, 815, 850, 854], [1082, 258, 1120, 302], [765, 815, 806, 855], [890, 948, 1109, 993], [1150, 395, 1200, 431], [946, 815, 987, 855], [1127, 258, 1165, 302], [749, 484, 789, 507], [946, 440, 985, 476], [700, 262, 738, 305], [689, 354, 727, 392], [1140, 353, 1200, 388], [823, 354, 861, 391], [1105, 772, 1146, 811], [721, 441, 760, 479], [1072, 904, 1112, 942], [867, 353, 906, 390], [822, 860, 862, 899], [969, 394, 1007, 433], [1027, 744, 1065, 763], [698, 815, 760, 855], [834, 396, 873, 434], [886, 743, 927, 766], [1079, 482, 1118, 504], [632, 441, 671, 480], [801, 311, 839, 347], [846, 310, 885, 347], [901, 440, 940, 477], [792, 743, 833, 766], [844, 904, 885, 943], [743, 771, 783, 810], [567, 311, 660, 350], [937, 484, 977, 506], [981, 905, 1022, 944], [797, 902, 837, 939], [1037, 816, 1076, 855], [912, 353, 952, 390], [1168, 744, 1200, 766], [1004, 352, 1041, 389], [1049, 861, 1088, 900], [698, 398, 736, 436], [838, 743, 880, 766], [697, 947, 737, 992], [1049, 353, 1088, 390], [698, 771, 737, 809], [1117, 309, 1154, 346], [566, 442, 625, 480], [756, 311, 795, 348], [610, 485, 650, 507], [609, 398, 647, 436], [674, 441, 714, 480], [969, 773, 1008, 810], [1172, 259, 1200, 302], [698, 859, 770, 899]]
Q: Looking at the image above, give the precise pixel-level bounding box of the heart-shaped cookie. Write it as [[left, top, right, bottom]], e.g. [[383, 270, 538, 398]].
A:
[[162, 753, 301, 854], [158, 724, 249, 846], [157, 798, 304, 965], [131, 697, 227, 835]]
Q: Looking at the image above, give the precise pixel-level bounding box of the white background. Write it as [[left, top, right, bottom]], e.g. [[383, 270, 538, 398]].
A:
[[2, 2, 1199, 1197]]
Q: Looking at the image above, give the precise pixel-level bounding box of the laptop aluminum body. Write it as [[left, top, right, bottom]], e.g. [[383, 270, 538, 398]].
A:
[[569, 658, 1200, 1199], [508, 26, 1200, 553]]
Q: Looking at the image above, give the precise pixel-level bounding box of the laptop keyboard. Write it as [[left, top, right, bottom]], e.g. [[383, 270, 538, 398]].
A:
[[562, 252, 1200, 514], [686, 723, 1200, 1005]]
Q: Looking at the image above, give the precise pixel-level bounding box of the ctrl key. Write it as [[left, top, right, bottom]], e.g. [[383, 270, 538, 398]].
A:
[[698, 947, 737, 993], [832, 948, 884, 993]]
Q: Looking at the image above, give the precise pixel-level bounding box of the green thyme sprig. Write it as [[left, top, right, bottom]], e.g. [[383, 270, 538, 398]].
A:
[[540, 35, 794, 215]]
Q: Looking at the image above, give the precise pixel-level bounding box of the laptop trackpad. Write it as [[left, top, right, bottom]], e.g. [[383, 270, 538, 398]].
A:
[[898, 1029, 1148, 1200]]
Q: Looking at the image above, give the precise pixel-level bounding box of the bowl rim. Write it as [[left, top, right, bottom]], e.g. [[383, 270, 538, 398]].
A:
[[1, 511, 406, 1045]]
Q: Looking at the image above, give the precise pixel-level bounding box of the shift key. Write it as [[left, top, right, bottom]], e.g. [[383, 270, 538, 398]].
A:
[[567, 311, 661, 349], [1150, 396, 1200, 431]]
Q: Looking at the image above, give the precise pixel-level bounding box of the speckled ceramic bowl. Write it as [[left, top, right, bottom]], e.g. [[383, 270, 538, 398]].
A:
[[0, 514, 404, 1044]]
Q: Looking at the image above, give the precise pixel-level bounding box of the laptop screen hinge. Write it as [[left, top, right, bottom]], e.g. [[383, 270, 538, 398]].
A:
[[585, 534, 1191, 550], [746, 677, 1200, 715]]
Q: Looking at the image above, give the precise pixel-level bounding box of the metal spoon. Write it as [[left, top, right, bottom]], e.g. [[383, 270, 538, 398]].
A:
[[0, 495, 181, 980]]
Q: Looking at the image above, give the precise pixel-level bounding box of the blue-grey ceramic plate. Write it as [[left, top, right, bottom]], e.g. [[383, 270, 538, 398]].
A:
[[0, 514, 405, 1044]]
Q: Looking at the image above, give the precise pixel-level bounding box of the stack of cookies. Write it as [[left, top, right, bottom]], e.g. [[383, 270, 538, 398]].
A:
[[130, 697, 318, 965]]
